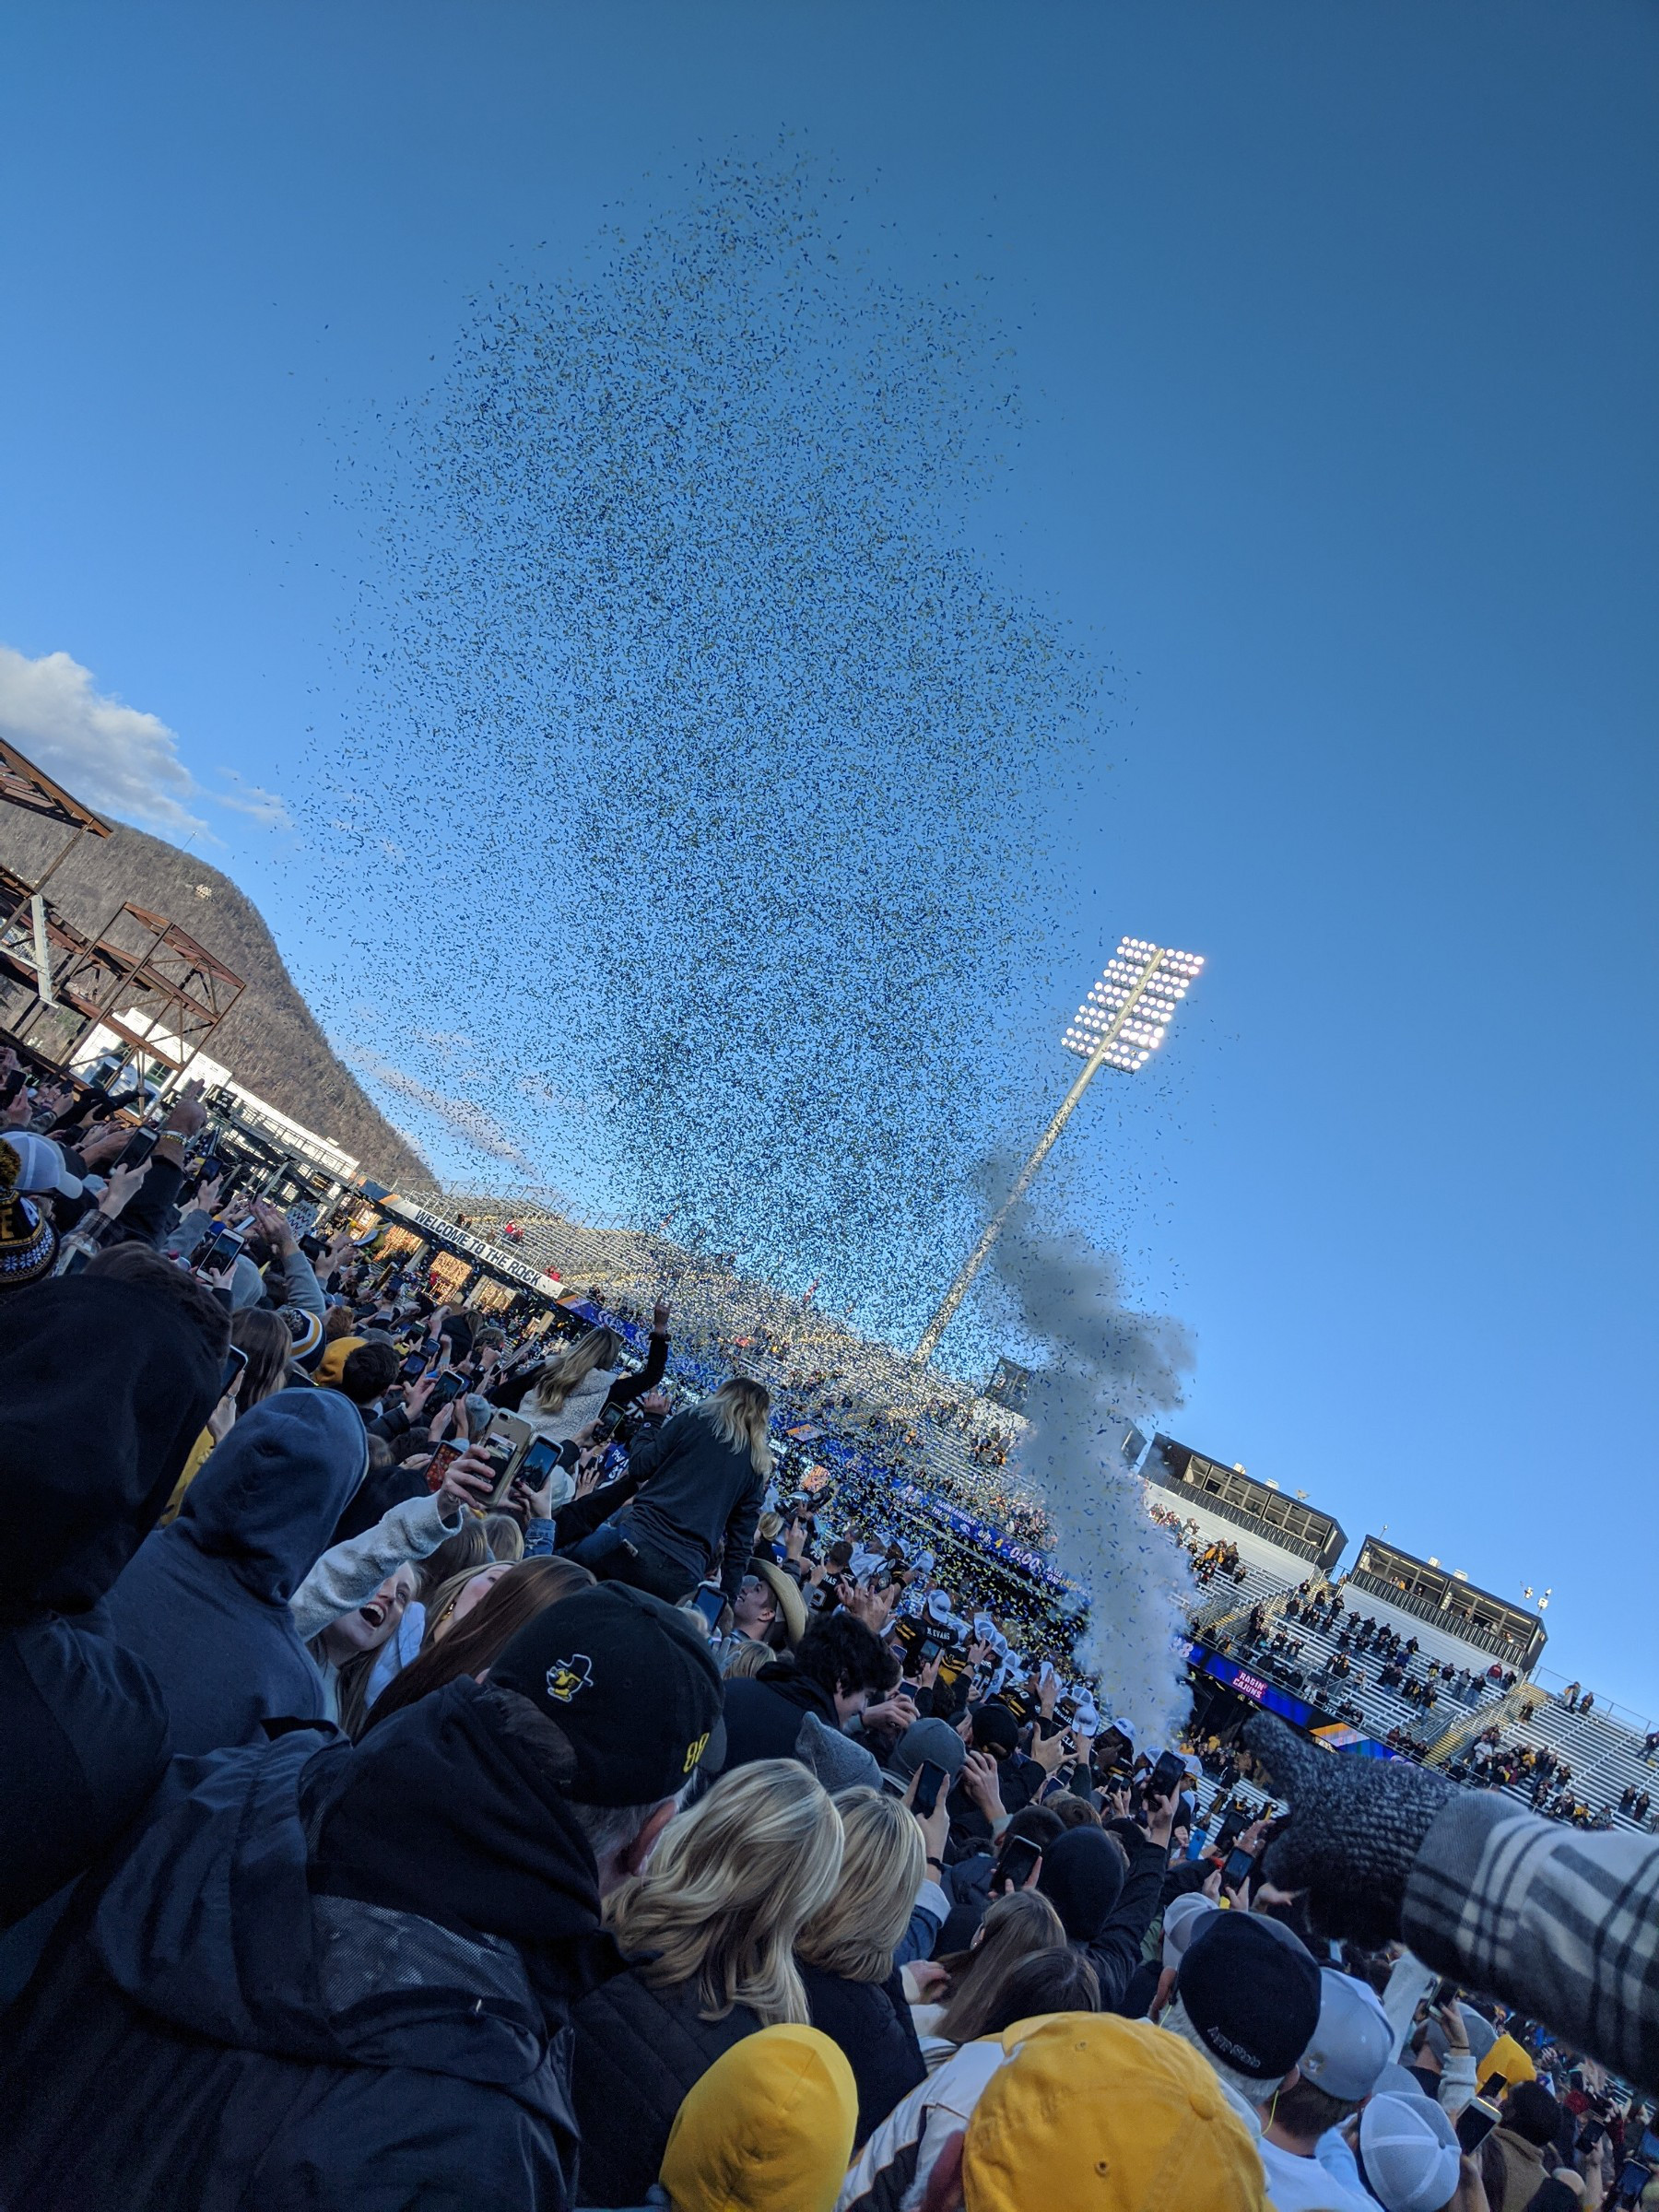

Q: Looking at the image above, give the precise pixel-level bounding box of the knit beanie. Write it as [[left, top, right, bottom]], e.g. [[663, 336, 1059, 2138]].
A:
[[0, 1137, 57, 1291]]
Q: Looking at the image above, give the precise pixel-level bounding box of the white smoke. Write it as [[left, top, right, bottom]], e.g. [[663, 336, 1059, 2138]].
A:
[[988, 1194, 1198, 1743]]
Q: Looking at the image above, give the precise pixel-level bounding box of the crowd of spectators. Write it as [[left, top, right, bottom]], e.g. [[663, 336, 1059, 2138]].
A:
[[4, 1046, 1659, 2211]]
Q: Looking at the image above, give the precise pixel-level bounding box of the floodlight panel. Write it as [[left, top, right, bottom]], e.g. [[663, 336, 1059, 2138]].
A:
[[1062, 939, 1205, 1067]]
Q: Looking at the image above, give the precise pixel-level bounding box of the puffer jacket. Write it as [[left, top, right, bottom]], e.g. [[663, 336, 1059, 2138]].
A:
[[0, 1679, 625, 2212], [570, 1966, 762, 2206]]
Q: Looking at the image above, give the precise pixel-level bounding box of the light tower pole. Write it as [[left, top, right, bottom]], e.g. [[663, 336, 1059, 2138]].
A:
[[913, 937, 1205, 1366]]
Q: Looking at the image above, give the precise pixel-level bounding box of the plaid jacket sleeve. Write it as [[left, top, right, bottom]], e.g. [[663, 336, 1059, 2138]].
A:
[[1404, 1791, 1659, 2093]]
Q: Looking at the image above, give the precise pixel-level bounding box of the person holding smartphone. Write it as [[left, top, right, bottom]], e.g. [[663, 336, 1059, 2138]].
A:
[[1036, 1762, 1184, 2011]]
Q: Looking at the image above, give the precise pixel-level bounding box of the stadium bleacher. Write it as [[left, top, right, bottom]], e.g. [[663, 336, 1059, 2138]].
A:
[[363, 1191, 1653, 1836]]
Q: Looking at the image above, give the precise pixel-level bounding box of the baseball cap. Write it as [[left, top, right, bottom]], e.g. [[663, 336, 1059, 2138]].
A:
[[962, 2015, 1267, 2212], [3, 1132, 84, 1200], [1300, 1969, 1394, 2101], [1176, 1910, 1323, 2082], [490, 1583, 724, 1807], [1109, 1715, 1136, 1738], [1160, 1890, 1218, 1971], [1359, 2091, 1461, 2212]]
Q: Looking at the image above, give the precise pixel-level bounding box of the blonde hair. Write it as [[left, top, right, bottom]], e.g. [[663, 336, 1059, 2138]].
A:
[[533, 1326, 622, 1414], [606, 1760, 842, 2025], [797, 1786, 925, 1985], [697, 1376, 774, 1481]]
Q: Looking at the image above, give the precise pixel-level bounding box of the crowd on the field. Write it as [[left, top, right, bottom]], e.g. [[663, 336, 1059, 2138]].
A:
[[3, 1048, 1659, 2212]]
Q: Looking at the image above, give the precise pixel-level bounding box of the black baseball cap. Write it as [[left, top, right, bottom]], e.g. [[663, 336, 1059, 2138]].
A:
[[1176, 1909, 1323, 2082], [490, 1583, 724, 1807]]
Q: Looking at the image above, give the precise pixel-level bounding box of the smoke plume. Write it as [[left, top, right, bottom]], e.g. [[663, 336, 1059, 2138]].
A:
[[990, 1193, 1198, 1740]]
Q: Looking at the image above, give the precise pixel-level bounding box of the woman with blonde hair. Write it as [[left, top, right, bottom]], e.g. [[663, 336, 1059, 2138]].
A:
[[570, 1759, 843, 2206], [795, 1787, 928, 2142], [567, 1375, 771, 1607], [492, 1300, 673, 1454]]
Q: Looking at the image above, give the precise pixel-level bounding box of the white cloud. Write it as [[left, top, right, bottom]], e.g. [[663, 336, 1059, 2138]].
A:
[[213, 769, 293, 830], [0, 642, 207, 836], [0, 643, 292, 841]]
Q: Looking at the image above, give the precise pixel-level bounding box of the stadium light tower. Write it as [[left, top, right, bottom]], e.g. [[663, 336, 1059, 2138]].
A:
[[913, 936, 1205, 1366]]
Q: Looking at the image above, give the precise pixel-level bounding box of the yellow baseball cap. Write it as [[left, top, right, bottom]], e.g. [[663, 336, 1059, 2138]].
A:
[[660, 2022, 857, 2212], [961, 2014, 1267, 2212]]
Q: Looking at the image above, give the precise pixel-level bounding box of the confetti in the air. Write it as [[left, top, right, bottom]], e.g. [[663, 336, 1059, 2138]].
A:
[[306, 147, 1121, 1354]]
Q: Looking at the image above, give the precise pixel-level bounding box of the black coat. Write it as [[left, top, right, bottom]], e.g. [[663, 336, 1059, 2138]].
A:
[[799, 1962, 926, 2144], [570, 1966, 761, 2206], [0, 1678, 623, 2212], [609, 1409, 765, 1602], [101, 1389, 369, 1753], [721, 1662, 841, 1768], [0, 1276, 220, 1931]]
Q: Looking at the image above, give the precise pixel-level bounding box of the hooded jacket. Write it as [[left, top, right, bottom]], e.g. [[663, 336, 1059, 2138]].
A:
[[0, 1276, 222, 1929], [1038, 1823, 1170, 2010], [721, 1663, 881, 1793], [0, 1677, 621, 2212], [101, 1389, 368, 1754]]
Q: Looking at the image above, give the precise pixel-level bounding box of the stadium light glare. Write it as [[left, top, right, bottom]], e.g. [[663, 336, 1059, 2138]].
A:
[[914, 936, 1205, 1365]]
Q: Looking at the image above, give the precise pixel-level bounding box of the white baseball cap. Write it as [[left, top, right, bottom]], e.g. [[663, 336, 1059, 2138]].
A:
[[1359, 2092, 1461, 2212], [2, 1133, 84, 1200], [1300, 1970, 1394, 2102], [1160, 1892, 1218, 1971]]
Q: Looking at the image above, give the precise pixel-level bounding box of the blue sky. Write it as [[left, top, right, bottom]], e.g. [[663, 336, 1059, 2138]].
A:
[[2, 4, 1654, 1712]]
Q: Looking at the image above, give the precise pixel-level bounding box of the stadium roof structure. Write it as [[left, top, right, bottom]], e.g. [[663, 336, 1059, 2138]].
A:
[[1349, 1534, 1546, 1672], [1147, 1433, 1347, 1575]]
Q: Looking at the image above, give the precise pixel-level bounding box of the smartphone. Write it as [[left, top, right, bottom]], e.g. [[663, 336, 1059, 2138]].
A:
[[195, 1152, 229, 1185], [424, 1440, 464, 1492], [593, 1401, 625, 1442], [220, 1343, 249, 1397], [911, 1759, 949, 1820], [1617, 2163, 1653, 2205], [113, 1126, 160, 1173], [1431, 1975, 1460, 2008], [692, 1585, 726, 1631], [0, 1069, 25, 1107], [1223, 1845, 1255, 1886], [1148, 1749, 1186, 1800], [198, 1226, 244, 1274], [521, 1435, 563, 1488], [1454, 2100, 1500, 2154], [993, 1836, 1043, 1893], [426, 1371, 466, 1411], [919, 1637, 942, 1665], [481, 1412, 534, 1504], [400, 1351, 429, 1379]]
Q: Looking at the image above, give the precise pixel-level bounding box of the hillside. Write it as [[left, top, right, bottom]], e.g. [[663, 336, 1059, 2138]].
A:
[[0, 812, 432, 1188]]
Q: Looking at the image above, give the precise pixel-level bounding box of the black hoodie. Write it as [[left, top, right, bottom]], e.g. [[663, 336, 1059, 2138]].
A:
[[0, 1277, 221, 1931], [0, 1678, 622, 2212]]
